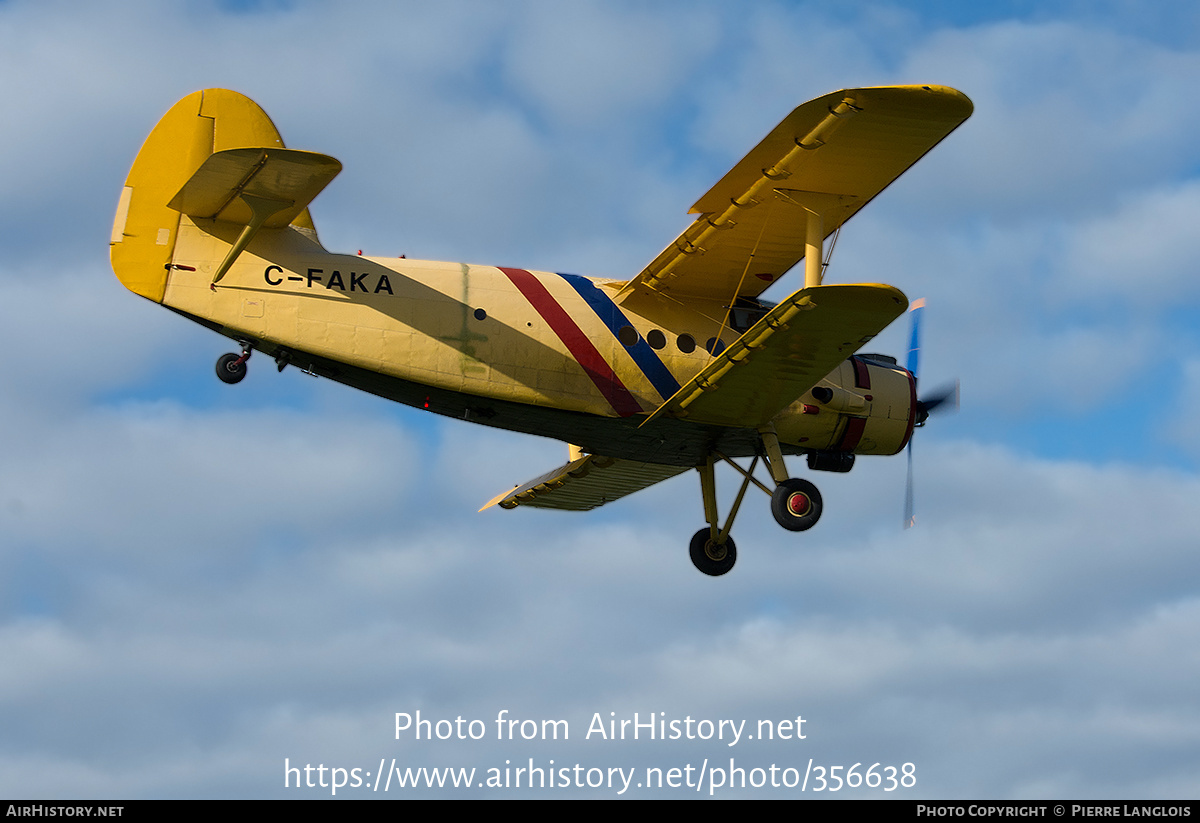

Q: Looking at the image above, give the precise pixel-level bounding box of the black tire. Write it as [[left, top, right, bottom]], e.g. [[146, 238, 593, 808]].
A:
[[689, 528, 737, 576], [771, 478, 823, 532], [215, 352, 247, 384]]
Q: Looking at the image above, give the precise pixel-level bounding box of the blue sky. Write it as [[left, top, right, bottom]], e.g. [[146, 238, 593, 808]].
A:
[[2, 0, 1200, 799]]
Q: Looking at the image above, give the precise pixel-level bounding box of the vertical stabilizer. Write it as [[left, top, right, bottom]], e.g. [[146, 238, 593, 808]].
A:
[[110, 89, 318, 302]]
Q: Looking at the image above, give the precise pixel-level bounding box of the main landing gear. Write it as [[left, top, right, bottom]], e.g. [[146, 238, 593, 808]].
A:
[[690, 528, 737, 577], [770, 478, 823, 532], [689, 426, 825, 577]]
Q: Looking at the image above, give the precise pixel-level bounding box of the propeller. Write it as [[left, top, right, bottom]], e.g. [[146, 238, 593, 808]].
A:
[[903, 299, 958, 528], [914, 382, 960, 427]]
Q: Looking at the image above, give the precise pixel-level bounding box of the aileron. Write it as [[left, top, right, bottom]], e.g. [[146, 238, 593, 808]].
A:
[[620, 85, 972, 302]]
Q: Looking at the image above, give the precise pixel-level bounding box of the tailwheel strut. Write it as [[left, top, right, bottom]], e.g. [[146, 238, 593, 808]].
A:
[[215, 343, 252, 385]]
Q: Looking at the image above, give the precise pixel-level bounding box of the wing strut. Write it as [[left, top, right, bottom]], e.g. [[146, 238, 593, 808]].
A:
[[805, 207, 823, 288]]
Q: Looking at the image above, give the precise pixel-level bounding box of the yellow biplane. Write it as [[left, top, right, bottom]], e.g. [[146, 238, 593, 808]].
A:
[[111, 86, 971, 576]]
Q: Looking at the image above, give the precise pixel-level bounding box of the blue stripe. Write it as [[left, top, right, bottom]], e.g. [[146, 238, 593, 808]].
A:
[[556, 272, 682, 401]]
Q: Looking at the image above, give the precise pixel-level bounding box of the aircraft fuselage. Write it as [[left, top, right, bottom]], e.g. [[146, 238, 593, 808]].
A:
[[156, 218, 914, 465]]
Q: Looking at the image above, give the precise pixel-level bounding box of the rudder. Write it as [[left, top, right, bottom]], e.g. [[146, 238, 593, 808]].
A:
[[109, 89, 319, 302]]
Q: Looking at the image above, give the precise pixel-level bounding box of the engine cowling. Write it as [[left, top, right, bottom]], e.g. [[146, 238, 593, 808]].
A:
[[774, 354, 917, 458]]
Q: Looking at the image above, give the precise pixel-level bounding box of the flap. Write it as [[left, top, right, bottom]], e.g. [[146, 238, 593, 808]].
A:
[[481, 454, 688, 512]]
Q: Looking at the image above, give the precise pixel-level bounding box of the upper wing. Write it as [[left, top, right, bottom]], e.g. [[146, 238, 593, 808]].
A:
[[641, 283, 907, 428], [480, 454, 688, 512], [619, 85, 972, 302]]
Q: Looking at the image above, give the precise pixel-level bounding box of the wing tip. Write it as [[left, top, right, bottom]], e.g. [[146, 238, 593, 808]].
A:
[[479, 486, 519, 512]]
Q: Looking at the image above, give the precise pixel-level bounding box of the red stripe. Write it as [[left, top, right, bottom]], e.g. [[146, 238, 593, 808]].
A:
[[839, 417, 866, 452], [851, 356, 872, 389], [499, 267, 642, 417], [898, 369, 917, 451]]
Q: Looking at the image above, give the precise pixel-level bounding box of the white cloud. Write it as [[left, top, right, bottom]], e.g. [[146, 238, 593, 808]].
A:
[[902, 19, 1200, 221], [1059, 180, 1200, 305], [497, 1, 722, 129]]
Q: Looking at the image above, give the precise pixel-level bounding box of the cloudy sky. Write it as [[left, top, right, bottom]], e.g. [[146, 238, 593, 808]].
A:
[[3, 0, 1199, 799]]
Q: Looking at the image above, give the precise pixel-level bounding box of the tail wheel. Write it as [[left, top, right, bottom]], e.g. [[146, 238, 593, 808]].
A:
[[689, 528, 737, 576], [771, 478, 823, 532], [216, 352, 248, 384]]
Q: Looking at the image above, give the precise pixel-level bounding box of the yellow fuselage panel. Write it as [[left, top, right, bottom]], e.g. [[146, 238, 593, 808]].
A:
[[160, 223, 914, 456], [162, 223, 749, 419]]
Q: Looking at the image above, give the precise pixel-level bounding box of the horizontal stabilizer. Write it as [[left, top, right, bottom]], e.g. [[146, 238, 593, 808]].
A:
[[480, 454, 687, 512], [641, 283, 907, 428], [168, 147, 342, 228], [168, 147, 342, 285]]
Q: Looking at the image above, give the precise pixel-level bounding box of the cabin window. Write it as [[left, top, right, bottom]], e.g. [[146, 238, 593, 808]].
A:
[[647, 329, 666, 350], [473, 308, 487, 321], [728, 297, 774, 333], [677, 334, 696, 354], [618, 325, 640, 347]]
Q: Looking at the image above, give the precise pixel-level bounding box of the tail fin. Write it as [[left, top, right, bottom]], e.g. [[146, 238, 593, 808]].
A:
[[110, 89, 334, 301]]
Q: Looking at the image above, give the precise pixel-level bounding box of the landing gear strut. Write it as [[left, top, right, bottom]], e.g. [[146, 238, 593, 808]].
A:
[[687, 425, 827, 576], [689, 454, 759, 576], [215, 345, 252, 384]]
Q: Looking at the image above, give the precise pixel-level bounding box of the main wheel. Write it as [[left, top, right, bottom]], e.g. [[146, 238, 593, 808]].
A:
[[215, 352, 248, 384], [771, 478, 823, 532], [689, 528, 737, 576]]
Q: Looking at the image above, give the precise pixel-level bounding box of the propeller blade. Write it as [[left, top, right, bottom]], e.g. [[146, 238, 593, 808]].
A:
[[903, 299, 959, 528], [904, 298, 923, 529], [904, 441, 915, 529], [920, 380, 960, 413], [915, 379, 960, 426], [906, 298, 924, 378]]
